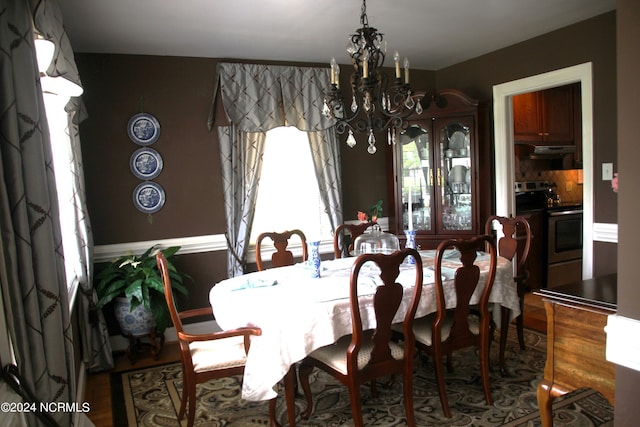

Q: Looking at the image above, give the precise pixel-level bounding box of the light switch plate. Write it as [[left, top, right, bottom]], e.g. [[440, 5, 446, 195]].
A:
[[602, 163, 613, 181]]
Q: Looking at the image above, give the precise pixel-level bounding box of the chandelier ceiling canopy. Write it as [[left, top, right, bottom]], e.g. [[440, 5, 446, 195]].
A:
[[323, 0, 424, 154]]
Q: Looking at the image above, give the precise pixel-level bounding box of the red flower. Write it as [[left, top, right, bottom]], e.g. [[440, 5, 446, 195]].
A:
[[357, 211, 369, 222]]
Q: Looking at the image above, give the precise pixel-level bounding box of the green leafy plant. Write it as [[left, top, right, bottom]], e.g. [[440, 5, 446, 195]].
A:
[[95, 245, 190, 334]]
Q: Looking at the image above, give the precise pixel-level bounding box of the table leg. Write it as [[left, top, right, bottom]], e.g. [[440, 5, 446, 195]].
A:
[[284, 366, 297, 426], [537, 379, 555, 427]]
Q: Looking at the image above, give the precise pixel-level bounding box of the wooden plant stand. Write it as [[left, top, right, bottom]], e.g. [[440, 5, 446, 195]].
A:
[[123, 330, 165, 364]]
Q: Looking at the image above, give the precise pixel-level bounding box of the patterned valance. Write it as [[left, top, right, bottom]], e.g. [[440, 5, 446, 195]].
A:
[[208, 63, 336, 132]]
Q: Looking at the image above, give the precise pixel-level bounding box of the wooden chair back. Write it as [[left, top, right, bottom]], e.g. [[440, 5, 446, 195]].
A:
[[416, 235, 497, 417], [333, 221, 376, 258], [433, 235, 497, 349], [485, 214, 532, 361], [348, 249, 423, 377], [298, 248, 423, 426], [256, 229, 307, 271], [485, 215, 531, 280], [156, 252, 266, 427]]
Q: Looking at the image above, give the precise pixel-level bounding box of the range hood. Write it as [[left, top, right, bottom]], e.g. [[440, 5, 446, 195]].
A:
[[516, 144, 576, 159]]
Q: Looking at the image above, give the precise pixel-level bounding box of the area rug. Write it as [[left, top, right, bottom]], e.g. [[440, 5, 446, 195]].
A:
[[111, 327, 614, 426]]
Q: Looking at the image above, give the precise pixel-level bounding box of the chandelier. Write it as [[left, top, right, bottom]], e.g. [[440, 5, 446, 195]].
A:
[[322, 0, 424, 154]]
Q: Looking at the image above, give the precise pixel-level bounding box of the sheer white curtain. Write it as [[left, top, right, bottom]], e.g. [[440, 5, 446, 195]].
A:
[[211, 63, 343, 276]]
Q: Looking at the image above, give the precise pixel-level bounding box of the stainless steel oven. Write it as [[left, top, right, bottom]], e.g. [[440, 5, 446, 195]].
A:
[[547, 209, 583, 263], [546, 208, 583, 288]]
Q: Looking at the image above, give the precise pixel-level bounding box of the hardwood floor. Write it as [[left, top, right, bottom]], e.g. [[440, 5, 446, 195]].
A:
[[84, 292, 547, 426], [85, 342, 182, 427]]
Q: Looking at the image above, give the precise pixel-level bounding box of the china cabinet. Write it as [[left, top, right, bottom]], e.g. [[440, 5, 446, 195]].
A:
[[387, 89, 481, 249]]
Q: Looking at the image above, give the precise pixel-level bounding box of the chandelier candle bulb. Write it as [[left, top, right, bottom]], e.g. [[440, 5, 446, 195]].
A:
[[404, 58, 410, 84], [330, 58, 337, 85], [394, 51, 401, 78], [362, 50, 369, 78]]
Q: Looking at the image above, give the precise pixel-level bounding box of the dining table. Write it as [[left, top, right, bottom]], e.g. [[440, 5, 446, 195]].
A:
[[209, 249, 517, 426]]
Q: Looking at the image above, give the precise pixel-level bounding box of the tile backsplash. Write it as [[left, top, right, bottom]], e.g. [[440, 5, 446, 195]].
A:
[[516, 159, 583, 203]]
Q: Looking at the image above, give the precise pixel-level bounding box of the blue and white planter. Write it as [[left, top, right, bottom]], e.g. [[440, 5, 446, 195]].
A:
[[114, 297, 157, 336]]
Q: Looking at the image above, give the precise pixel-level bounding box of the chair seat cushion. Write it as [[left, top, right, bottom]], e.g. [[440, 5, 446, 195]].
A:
[[307, 333, 405, 375], [189, 335, 247, 373], [397, 313, 480, 346]]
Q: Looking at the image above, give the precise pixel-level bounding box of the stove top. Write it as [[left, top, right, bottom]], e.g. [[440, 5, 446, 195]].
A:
[[514, 181, 550, 193]]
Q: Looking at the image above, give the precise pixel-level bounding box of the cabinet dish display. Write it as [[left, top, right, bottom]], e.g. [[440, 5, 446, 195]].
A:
[[388, 89, 481, 248]]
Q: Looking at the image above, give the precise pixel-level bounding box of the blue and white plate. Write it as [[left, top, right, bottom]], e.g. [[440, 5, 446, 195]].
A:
[[132, 182, 165, 214], [130, 147, 163, 180], [127, 113, 161, 145]]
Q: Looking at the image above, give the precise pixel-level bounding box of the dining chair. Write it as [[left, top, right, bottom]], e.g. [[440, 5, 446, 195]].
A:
[[485, 215, 531, 372], [333, 221, 377, 258], [156, 252, 278, 427], [409, 235, 497, 418], [256, 229, 308, 271], [298, 248, 423, 427]]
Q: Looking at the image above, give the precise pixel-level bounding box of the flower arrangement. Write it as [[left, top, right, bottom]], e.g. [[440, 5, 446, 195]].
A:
[[358, 199, 383, 222], [612, 172, 618, 193]]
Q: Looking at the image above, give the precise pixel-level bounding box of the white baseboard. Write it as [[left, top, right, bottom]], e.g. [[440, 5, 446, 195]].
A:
[[605, 314, 640, 372]]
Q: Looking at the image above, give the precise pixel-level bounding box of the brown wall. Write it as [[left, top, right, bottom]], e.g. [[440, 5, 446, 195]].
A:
[[614, 0, 640, 424], [434, 12, 618, 276]]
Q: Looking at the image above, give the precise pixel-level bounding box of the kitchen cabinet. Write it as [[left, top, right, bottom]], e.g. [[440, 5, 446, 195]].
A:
[[387, 89, 480, 249], [513, 85, 575, 144]]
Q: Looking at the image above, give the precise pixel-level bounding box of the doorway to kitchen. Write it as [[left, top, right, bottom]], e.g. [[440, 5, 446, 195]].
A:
[[492, 62, 594, 280]]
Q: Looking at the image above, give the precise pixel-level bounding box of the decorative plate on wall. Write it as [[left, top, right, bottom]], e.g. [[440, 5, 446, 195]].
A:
[[127, 113, 161, 145], [132, 182, 165, 214], [130, 147, 163, 180]]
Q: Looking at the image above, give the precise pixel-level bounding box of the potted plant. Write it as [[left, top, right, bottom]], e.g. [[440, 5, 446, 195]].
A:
[[95, 245, 190, 336]]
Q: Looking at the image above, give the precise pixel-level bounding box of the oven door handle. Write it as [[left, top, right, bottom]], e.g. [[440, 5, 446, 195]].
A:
[[548, 209, 583, 217]]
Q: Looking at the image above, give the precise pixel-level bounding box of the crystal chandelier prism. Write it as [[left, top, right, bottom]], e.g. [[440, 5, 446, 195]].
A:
[[322, 0, 424, 154]]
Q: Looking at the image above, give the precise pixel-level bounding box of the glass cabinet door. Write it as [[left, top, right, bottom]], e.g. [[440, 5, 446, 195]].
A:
[[399, 124, 433, 232], [435, 117, 474, 233]]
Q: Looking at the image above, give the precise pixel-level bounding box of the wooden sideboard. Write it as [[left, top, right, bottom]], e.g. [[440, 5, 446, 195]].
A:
[[534, 274, 616, 427]]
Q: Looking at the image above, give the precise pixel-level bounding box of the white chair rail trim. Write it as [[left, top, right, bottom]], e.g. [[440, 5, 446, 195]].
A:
[[93, 219, 615, 263], [593, 222, 618, 243], [93, 218, 391, 262]]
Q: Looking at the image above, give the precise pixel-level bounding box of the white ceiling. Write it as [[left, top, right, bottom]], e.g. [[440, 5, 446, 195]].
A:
[[58, 0, 615, 70]]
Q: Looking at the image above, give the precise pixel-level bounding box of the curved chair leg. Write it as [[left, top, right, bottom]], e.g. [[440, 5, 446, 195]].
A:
[[186, 380, 197, 427], [432, 354, 452, 418], [178, 373, 188, 420], [347, 380, 364, 427], [403, 372, 417, 427], [480, 332, 493, 406], [499, 306, 510, 374], [298, 362, 315, 420], [516, 279, 527, 350]]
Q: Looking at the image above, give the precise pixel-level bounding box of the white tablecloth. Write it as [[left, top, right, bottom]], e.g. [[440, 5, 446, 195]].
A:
[[209, 250, 516, 401]]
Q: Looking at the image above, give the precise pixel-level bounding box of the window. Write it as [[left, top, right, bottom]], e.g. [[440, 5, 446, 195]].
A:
[[249, 127, 333, 245], [37, 36, 85, 306]]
